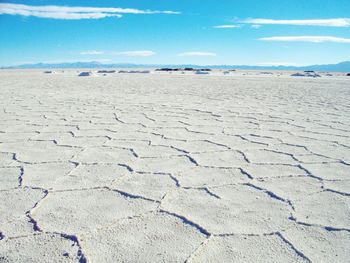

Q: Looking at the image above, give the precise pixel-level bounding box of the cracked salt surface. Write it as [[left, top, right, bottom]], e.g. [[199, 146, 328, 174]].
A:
[[0, 188, 46, 237], [52, 163, 131, 191], [190, 234, 309, 263], [0, 167, 21, 189], [293, 191, 350, 229], [161, 186, 293, 235], [31, 189, 159, 234], [176, 166, 248, 188], [0, 233, 82, 262], [0, 71, 349, 262], [81, 213, 206, 263], [113, 172, 175, 201], [22, 163, 76, 189]]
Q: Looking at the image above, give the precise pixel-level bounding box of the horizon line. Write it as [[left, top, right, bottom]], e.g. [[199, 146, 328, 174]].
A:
[[2, 60, 349, 67]]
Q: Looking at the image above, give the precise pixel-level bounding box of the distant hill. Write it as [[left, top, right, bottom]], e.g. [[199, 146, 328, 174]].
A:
[[2, 61, 350, 72], [300, 61, 350, 72]]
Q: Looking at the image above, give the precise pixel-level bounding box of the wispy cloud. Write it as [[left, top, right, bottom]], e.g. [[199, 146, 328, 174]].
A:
[[243, 18, 350, 27], [80, 50, 104, 55], [112, 51, 156, 57], [0, 3, 179, 20], [259, 36, 350, 43], [213, 25, 241, 29], [250, 24, 261, 29], [178, 52, 217, 57]]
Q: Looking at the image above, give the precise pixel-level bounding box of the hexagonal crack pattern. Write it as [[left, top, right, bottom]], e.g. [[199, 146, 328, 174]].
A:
[[0, 72, 349, 262]]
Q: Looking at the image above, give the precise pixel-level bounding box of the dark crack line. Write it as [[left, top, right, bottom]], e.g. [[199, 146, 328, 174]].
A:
[[160, 209, 210, 236], [233, 134, 269, 146], [181, 186, 222, 199], [113, 188, 160, 203], [50, 186, 159, 204], [168, 174, 181, 187], [239, 168, 254, 179], [184, 235, 212, 263], [263, 149, 300, 162], [214, 230, 281, 237], [57, 233, 87, 263], [294, 220, 350, 233], [276, 232, 312, 262], [297, 164, 324, 181], [236, 150, 251, 164], [245, 183, 295, 210], [202, 187, 221, 199], [202, 139, 231, 150], [129, 148, 139, 158], [289, 133, 347, 148], [25, 189, 49, 232], [185, 154, 199, 166], [26, 213, 42, 232], [118, 163, 134, 172], [169, 145, 190, 155], [325, 188, 350, 196], [18, 166, 24, 187]]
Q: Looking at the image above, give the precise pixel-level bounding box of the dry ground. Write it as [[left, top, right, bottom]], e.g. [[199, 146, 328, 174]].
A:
[[0, 71, 349, 262]]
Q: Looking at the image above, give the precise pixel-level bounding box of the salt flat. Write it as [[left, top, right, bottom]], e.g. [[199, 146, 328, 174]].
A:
[[0, 70, 349, 262]]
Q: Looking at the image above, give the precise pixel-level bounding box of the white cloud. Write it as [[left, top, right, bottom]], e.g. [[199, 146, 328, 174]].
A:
[[251, 24, 261, 29], [178, 52, 217, 57], [112, 51, 156, 57], [0, 3, 179, 20], [80, 50, 104, 55], [259, 36, 350, 43], [243, 18, 350, 27], [213, 25, 241, 29]]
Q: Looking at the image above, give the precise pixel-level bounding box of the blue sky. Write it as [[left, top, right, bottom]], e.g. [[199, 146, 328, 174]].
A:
[[1, 0, 350, 66]]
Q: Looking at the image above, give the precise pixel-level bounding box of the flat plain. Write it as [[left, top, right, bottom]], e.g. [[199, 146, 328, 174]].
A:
[[0, 70, 349, 262]]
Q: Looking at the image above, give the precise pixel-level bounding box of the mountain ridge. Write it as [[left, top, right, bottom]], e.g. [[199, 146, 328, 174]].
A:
[[2, 61, 350, 72]]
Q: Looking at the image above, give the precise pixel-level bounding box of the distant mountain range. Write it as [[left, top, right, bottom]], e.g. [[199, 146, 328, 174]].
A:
[[2, 61, 350, 72]]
